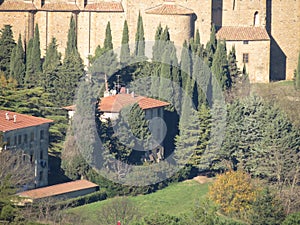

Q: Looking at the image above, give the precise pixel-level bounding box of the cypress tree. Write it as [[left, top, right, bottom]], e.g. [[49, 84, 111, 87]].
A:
[[32, 24, 42, 75], [42, 37, 61, 94], [152, 24, 163, 62], [56, 15, 84, 106], [204, 25, 217, 67], [180, 40, 192, 92], [24, 38, 33, 87], [295, 51, 300, 90], [104, 21, 113, 51], [227, 45, 240, 86], [0, 25, 16, 78], [211, 40, 231, 90], [134, 11, 145, 59], [170, 42, 181, 112], [9, 34, 25, 85], [120, 20, 130, 66]]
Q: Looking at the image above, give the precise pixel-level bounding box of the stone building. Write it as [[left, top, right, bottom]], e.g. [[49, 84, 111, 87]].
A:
[[0, 0, 299, 82], [0, 110, 53, 188]]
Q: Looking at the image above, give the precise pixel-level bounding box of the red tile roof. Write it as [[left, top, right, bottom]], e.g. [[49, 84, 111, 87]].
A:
[[18, 180, 98, 200], [84, 2, 124, 12], [99, 94, 170, 112], [41, 3, 79, 11], [0, 1, 37, 11], [0, 110, 53, 132], [62, 105, 76, 111], [145, 1, 193, 15], [216, 26, 270, 41]]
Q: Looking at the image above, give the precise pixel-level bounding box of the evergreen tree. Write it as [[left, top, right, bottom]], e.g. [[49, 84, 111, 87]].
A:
[[180, 40, 192, 91], [170, 42, 181, 113], [211, 40, 231, 90], [0, 25, 16, 78], [204, 25, 217, 67], [56, 15, 84, 106], [227, 45, 240, 86], [24, 38, 33, 87], [104, 21, 113, 51], [295, 51, 300, 90], [31, 24, 42, 76], [120, 20, 131, 66], [9, 34, 25, 85], [42, 37, 61, 94], [134, 12, 145, 59], [152, 24, 163, 62]]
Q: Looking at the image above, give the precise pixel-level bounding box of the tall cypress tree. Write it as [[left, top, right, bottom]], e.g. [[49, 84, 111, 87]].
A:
[[32, 24, 42, 75], [120, 20, 130, 66], [205, 25, 217, 67], [152, 24, 163, 62], [56, 15, 84, 106], [180, 40, 192, 91], [104, 21, 113, 51], [9, 34, 25, 85], [24, 38, 33, 87], [227, 45, 240, 86], [134, 11, 145, 59], [0, 25, 16, 78], [42, 37, 61, 94], [211, 40, 231, 90]]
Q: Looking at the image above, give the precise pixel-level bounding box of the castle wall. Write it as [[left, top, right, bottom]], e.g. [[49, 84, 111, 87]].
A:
[[222, 0, 266, 27], [226, 40, 270, 83], [269, 0, 300, 80]]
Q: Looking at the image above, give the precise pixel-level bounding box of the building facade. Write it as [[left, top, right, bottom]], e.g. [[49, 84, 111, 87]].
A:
[[0, 0, 299, 82], [0, 110, 53, 188]]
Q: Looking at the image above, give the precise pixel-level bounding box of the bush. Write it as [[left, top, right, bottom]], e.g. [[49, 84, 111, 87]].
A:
[[281, 212, 300, 225]]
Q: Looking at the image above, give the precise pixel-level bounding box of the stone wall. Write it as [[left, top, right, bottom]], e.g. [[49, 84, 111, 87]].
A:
[[226, 40, 270, 83]]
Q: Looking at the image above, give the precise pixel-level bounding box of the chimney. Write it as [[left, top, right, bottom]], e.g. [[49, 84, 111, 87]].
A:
[[5, 112, 9, 120], [13, 115, 17, 123]]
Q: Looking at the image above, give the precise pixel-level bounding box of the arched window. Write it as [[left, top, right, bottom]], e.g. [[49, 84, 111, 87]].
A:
[[254, 11, 259, 26]]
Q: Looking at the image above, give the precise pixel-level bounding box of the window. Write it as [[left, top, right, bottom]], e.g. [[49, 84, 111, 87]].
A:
[[14, 136, 17, 145], [18, 135, 22, 145], [6, 137, 10, 146], [243, 53, 249, 63], [39, 171, 43, 181], [40, 130, 44, 140], [40, 151, 43, 160], [243, 40, 249, 44], [254, 11, 259, 26], [24, 134, 28, 144], [30, 132, 34, 142]]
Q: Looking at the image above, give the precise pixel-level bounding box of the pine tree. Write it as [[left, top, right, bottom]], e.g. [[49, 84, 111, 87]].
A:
[[42, 37, 61, 94], [134, 12, 145, 59], [120, 20, 131, 66], [9, 34, 25, 85], [211, 40, 231, 90], [295, 51, 300, 90], [204, 25, 217, 67], [104, 21, 113, 51], [227, 45, 240, 86], [56, 15, 84, 106], [0, 25, 16, 78]]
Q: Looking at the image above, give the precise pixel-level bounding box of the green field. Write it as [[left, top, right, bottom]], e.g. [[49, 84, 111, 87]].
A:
[[69, 180, 209, 223]]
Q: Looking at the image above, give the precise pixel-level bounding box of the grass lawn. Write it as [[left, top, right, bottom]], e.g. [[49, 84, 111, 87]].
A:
[[69, 180, 210, 222]]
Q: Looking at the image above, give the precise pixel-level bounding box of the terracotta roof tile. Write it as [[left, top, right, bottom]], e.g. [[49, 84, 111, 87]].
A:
[[18, 180, 98, 199], [216, 26, 270, 41], [0, 1, 37, 11], [41, 3, 79, 11], [145, 1, 193, 15], [99, 94, 169, 112], [84, 2, 124, 12], [62, 105, 76, 111], [0, 110, 53, 132]]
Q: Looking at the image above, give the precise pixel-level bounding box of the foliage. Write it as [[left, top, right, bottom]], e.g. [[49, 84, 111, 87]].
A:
[[120, 20, 131, 66], [134, 11, 145, 59], [24, 38, 33, 86], [103, 21, 113, 51], [204, 25, 217, 67], [282, 212, 300, 225], [180, 40, 192, 91], [211, 40, 231, 90], [0, 25, 16, 78], [248, 187, 285, 225], [9, 34, 25, 85], [209, 170, 259, 215], [227, 45, 240, 86]]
